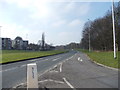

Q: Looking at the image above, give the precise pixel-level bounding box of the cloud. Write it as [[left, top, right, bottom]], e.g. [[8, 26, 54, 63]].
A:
[[0, 22, 28, 39], [0, 0, 88, 45], [51, 20, 66, 27], [68, 19, 82, 27], [0, 21, 44, 43], [56, 31, 80, 45], [77, 3, 90, 16], [63, 2, 91, 16], [3, 0, 53, 19], [63, 2, 75, 13]]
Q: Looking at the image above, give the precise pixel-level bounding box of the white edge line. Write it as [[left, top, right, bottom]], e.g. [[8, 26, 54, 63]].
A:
[[63, 78, 76, 90]]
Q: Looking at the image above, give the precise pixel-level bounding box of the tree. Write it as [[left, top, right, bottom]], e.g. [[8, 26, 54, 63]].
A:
[[80, 2, 119, 51], [41, 32, 45, 50]]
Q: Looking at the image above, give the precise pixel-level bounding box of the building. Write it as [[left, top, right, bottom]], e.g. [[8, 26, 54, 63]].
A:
[[2, 38, 12, 49], [12, 36, 28, 50], [23, 40, 28, 50]]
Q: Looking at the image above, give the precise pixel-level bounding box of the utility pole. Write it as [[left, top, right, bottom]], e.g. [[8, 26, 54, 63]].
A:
[[88, 19, 91, 52], [112, 0, 117, 59]]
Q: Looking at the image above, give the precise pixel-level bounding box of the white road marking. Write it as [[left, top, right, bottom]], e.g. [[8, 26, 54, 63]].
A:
[[30, 58, 43, 62], [39, 79, 64, 84], [78, 57, 83, 62], [52, 58, 61, 61], [2, 58, 49, 72], [49, 70, 59, 73], [60, 63, 62, 72], [66, 59, 69, 61], [13, 82, 26, 88], [37, 59, 49, 63], [63, 78, 76, 90], [2, 67, 18, 72], [78, 57, 80, 61], [80, 59, 83, 62], [53, 65, 57, 68]]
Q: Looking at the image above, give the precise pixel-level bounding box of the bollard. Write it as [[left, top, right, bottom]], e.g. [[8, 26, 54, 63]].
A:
[[27, 63, 38, 89]]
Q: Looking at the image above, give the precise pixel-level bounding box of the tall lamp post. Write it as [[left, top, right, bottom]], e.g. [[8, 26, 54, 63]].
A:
[[112, 0, 117, 59]]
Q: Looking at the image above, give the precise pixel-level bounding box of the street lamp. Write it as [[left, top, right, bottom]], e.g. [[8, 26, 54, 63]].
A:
[[111, 0, 117, 59]]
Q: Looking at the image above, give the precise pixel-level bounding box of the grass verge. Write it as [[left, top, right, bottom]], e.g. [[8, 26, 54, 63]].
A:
[[1, 50, 68, 64], [78, 49, 119, 68]]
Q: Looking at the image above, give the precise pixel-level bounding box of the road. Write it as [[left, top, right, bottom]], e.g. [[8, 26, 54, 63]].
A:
[[1, 50, 118, 89], [1, 50, 76, 88], [37, 51, 118, 88]]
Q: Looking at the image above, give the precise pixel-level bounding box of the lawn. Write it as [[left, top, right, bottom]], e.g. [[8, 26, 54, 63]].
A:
[[1, 50, 67, 64], [78, 49, 119, 68]]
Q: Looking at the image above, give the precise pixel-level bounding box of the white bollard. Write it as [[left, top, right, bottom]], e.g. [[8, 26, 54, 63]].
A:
[[27, 63, 38, 89]]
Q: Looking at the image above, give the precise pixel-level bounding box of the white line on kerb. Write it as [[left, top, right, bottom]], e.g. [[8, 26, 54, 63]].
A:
[[60, 63, 62, 72], [63, 78, 76, 90]]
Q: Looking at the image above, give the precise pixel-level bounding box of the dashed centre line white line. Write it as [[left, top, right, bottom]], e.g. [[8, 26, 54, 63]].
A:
[[2, 67, 18, 72], [2, 58, 50, 72], [52, 58, 61, 61]]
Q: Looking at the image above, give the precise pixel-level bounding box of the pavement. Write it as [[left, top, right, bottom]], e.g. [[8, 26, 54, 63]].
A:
[[14, 51, 118, 89]]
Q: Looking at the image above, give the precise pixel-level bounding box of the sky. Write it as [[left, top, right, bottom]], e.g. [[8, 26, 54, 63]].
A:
[[0, 0, 119, 46]]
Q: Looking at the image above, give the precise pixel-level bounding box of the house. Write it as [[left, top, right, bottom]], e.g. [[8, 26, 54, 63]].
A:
[[2, 38, 12, 50], [12, 36, 28, 50]]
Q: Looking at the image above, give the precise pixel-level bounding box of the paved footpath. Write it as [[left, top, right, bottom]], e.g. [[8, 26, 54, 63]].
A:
[[16, 52, 118, 89]]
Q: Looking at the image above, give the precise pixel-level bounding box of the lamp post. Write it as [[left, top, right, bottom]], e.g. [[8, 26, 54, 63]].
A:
[[112, 0, 117, 59]]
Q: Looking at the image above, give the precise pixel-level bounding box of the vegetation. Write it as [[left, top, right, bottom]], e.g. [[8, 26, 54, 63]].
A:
[[1, 50, 67, 64], [80, 2, 120, 51], [78, 49, 119, 68]]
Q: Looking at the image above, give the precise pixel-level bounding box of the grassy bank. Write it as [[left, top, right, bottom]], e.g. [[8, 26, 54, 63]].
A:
[[1, 50, 67, 64], [78, 49, 119, 68]]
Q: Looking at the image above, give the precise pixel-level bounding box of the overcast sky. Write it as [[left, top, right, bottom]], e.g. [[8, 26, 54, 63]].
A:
[[0, 0, 119, 46]]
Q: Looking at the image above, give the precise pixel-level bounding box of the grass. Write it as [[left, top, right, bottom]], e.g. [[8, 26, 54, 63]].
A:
[[1, 50, 68, 64], [77, 49, 119, 68]]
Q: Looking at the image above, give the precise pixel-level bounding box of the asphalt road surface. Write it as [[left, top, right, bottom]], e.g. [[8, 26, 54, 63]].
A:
[[1, 50, 118, 89], [1, 50, 76, 88], [37, 51, 118, 88]]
